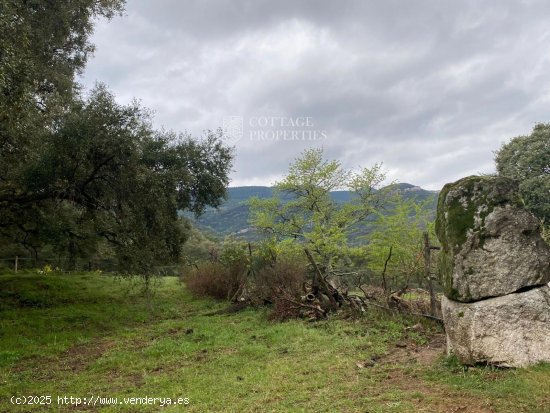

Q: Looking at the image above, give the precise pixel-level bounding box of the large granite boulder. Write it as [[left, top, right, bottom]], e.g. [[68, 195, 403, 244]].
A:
[[436, 175, 550, 302], [441, 285, 550, 367]]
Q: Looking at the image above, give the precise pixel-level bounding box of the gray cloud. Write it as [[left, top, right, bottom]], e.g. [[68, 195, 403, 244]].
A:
[[81, 0, 550, 189]]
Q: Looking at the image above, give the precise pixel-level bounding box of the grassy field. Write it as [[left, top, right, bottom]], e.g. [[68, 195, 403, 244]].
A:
[[1, 272, 549, 412]]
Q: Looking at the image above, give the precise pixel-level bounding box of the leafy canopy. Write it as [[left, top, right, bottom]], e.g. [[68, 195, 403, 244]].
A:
[[0, 1, 234, 272], [249, 148, 387, 272], [366, 195, 435, 289], [495, 123, 550, 223]]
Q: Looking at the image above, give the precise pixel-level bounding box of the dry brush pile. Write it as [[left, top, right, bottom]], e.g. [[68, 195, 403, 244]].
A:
[[182, 242, 441, 322]]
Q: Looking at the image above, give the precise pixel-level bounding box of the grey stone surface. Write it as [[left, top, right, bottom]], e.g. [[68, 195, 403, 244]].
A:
[[436, 176, 550, 302], [441, 285, 550, 367]]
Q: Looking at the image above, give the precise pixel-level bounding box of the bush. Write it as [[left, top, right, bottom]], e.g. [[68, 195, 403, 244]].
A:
[[253, 260, 307, 302], [183, 262, 245, 300], [219, 239, 250, 269], [183, 245, 309, 321], [252, 260, 308, 320], [180, 223, 219, 266]]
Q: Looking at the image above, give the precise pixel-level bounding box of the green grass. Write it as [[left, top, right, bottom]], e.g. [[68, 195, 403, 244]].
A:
[[1, 272, 549, 412]]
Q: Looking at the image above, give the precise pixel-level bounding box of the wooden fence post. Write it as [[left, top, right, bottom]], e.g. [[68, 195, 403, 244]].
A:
[[423, 233, 437, 316]]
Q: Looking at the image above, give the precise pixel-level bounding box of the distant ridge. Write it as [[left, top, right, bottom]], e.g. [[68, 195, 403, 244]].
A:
[[191, 184, 439, 240]]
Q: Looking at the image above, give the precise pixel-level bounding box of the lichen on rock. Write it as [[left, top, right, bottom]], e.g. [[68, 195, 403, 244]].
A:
[[437, 175, 550, 367], [435, 175, 550, 302], [442, 286, 550, 367]]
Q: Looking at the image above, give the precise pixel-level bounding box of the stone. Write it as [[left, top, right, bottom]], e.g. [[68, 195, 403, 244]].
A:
[[436, 175, 550, 302], [441, 285, 550, 367]]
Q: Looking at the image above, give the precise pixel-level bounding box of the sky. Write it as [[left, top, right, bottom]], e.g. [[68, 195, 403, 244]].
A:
[[81, 0, 550, 190]]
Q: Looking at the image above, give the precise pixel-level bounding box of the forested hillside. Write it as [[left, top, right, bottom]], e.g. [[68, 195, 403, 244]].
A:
[[190, 183, 438, 239]]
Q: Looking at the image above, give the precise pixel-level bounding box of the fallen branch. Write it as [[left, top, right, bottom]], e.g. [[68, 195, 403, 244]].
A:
[[280, 297, 326, 317], [349, 293, 443, 324]]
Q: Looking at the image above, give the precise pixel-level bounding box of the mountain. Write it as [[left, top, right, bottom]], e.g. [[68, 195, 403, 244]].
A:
[[189, 184, 439, 240]]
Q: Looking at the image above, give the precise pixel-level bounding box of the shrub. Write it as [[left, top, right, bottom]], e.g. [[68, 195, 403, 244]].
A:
[[253, 260, 307, 302], [252, 260, 308, 320], [219, 239, 249, 268], [183, 249, 309, 320], [183, 262, 245, 300]]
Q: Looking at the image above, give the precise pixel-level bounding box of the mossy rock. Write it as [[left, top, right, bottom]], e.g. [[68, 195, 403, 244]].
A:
[[436, 175, 521, 250], [435, 175, 532, 301]]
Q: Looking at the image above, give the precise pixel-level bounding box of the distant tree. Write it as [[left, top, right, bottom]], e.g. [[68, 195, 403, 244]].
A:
[[249, 148, 387, 279], [180, 222, 219, 267], [495, 124, 550, 224], [366, 195, 435, 291]]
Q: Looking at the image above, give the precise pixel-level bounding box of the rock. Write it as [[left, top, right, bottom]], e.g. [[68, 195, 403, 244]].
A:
[[436, 175, 550, 302], [356, 359, 376, 368], [441, 285, 550, 367]]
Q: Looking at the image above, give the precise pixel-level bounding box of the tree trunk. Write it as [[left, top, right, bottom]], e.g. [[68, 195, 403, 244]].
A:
[[304, 248, 338, 309]]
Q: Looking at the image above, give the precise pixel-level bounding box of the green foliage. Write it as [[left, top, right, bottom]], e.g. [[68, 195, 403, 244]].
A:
[[1, 0, 125, 188], [1, 85, 233, 272], [180, 221, 218, 266], [183, 238, 258, 301], [219, 238, 250, 269], [0, 0, 124, 104], [542, 223, 550, 244], [1, 0, 122, 266], [249, 148, 387, 274], [190, 185, 437, 241], [367, 196, 435, 290], [495, 123, 550, 223], [0, 2, 233, 272], [1, 1, 124, 265]]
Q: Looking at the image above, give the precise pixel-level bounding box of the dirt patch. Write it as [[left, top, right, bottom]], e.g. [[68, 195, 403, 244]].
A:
[[11, 339, 117, 379], [368, 334, 497, 413], [382, 333, 446, 366], [377, 368, 497, 413], [11, 323, 198, 381], [105, 370, 145, 387], [57, 339, 117, 373]]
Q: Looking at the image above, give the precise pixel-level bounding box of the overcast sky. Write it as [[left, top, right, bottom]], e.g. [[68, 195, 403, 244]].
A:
[[81, 0, 550, 190]]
